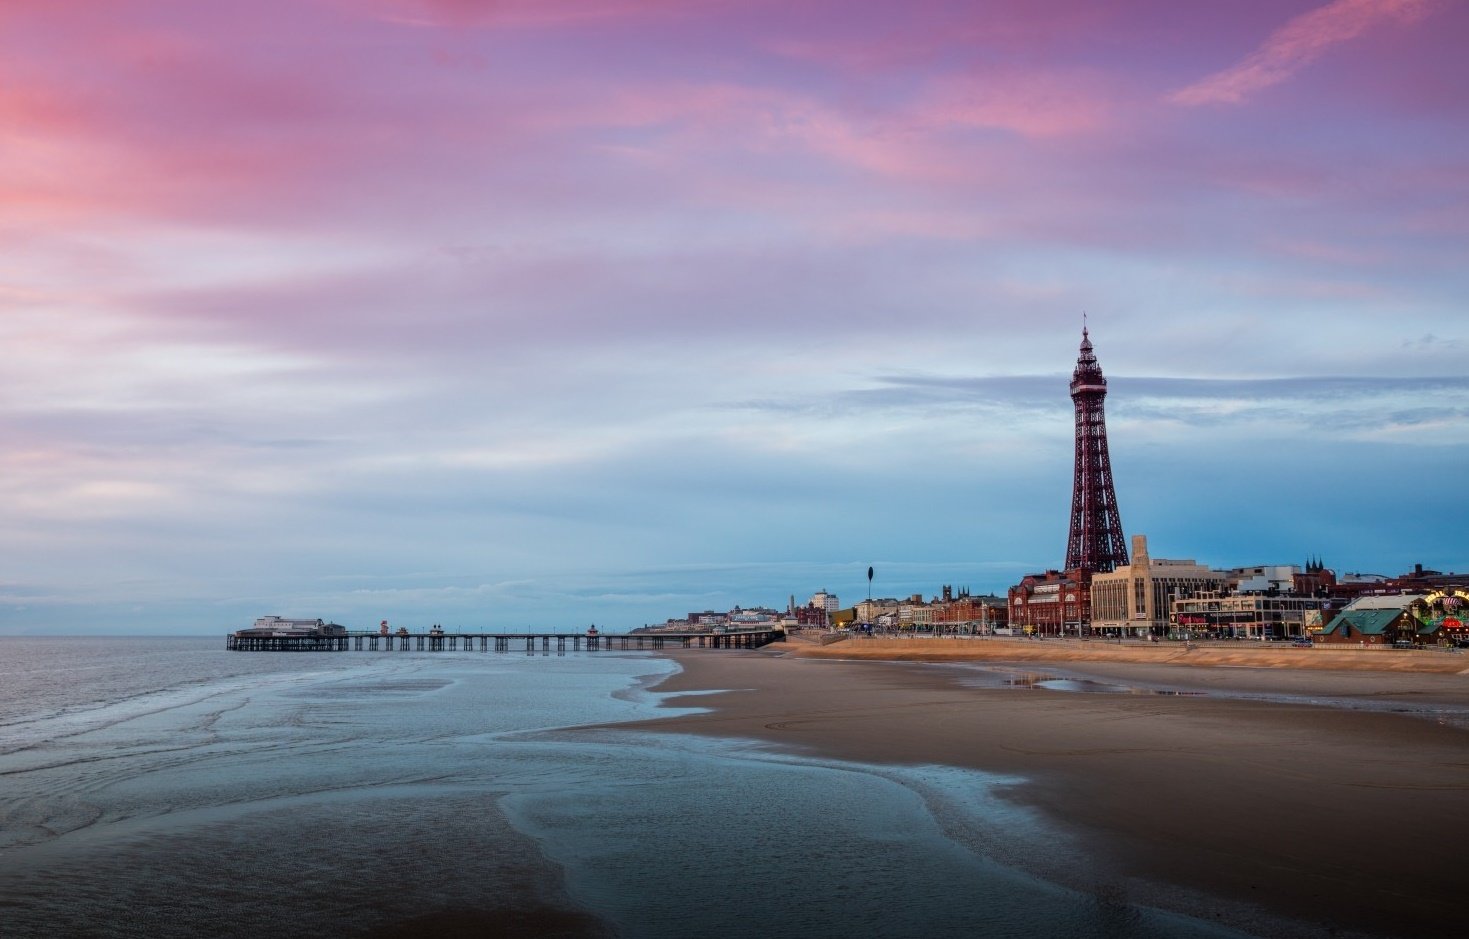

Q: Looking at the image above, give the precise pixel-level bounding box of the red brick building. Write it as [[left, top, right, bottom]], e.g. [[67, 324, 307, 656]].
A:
[[1008, 569, 1091, 636], [931, 593, 1009, 630]]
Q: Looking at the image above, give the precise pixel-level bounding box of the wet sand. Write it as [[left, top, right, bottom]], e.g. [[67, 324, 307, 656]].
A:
[[618, 640, 1469, 939]]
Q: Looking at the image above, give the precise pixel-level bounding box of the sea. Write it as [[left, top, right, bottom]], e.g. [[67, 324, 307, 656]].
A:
[[0, 637, 1251, 938]]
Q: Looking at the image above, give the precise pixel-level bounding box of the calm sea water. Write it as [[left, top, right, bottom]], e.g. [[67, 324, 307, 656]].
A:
[[0, 637, 1250, 938]]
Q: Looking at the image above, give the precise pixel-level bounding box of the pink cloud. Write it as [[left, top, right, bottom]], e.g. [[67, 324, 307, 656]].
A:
[[763, 2, 1115, 73], [345, 0, 715, 29], [1170, 0, 1436, 106], [917, 69, 1114, 138], [2, 0, 1461, 318], [0, 13, 554, 231], [500, 79, 983, 187], [1265, 237, 1387, 266], [0, 1, 1116, 243], [538, 62, 1116, 192]]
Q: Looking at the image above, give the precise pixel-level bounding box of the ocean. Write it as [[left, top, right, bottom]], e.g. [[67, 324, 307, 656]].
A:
[[0, 637, 1249, 938]]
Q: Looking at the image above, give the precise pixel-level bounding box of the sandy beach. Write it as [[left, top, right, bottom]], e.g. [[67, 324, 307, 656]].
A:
[[616, 637, 1469, 939], [787, 635, 1469, 673]]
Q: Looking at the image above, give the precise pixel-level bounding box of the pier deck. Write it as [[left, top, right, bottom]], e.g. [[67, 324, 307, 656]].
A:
[[226, 630, 783, 652]]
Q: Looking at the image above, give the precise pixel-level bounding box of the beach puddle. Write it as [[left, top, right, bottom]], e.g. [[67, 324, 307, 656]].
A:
[[1036, 678, 1131, 693], [997, 672, 1207, 697], [1002, 672, 1057, 687], [1034, 678, 1206, 696]]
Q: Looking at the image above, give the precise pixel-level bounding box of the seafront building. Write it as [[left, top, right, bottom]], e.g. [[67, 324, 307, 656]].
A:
[[1331, 563, 1467, 599], [233, 616, 345, 638], [782, 590, 841, 629], [897, 596, 935, 629], [1314, 594, 1428, 646], [929, 589, 1007, 631], [809, 590, 840, 613], [1170, 594, 1331, 640], [727, 608, 782, 629], [636, 606, 794, 634], [1089, 535, 1228, 637], [853, 598, 900, 624], [1314, 590, 1469, 647], [1008, 570, 1090, 636], [828, 589, 1010, 633], [1224, 565, 1297, 594]]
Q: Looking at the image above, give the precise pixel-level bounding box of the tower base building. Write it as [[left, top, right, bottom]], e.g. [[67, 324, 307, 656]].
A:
[[1089, 535, 1227, 637], [1008, 569, 1091, 637]]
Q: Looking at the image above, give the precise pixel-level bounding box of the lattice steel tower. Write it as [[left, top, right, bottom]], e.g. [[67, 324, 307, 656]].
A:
[[1064, 326, 1128, 573]]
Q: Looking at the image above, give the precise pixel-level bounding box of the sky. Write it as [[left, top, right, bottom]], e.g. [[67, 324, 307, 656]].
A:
[[3, 0, 1466, 635]]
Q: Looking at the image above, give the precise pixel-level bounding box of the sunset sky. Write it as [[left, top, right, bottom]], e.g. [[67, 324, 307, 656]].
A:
[[4, 0, 1466, 634]]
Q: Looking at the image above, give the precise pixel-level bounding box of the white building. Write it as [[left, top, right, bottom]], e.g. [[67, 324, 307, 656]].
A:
[[238, 616, 342, 637], [727, 610, 779, 629], [252, 615, 326, 631], [1227, 565, 1298, 594], [810, 590, 840, 613]]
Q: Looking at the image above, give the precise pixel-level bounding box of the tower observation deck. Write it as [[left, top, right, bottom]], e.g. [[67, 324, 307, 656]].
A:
[[1064, 327, 1128, 573]]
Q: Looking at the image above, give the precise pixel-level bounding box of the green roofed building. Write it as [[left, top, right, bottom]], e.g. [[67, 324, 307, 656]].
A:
[[1318, 594, 1428, 646]]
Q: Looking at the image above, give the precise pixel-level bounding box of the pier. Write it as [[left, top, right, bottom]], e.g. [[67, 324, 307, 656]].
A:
[[226, 629, 784, 652]]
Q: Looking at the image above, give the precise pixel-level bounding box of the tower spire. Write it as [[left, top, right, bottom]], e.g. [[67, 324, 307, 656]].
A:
[[1065, 325, 1128, 573]]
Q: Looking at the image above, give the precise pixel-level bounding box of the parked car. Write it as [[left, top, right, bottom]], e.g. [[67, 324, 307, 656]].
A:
[[1292, 639, 1313, 648]]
